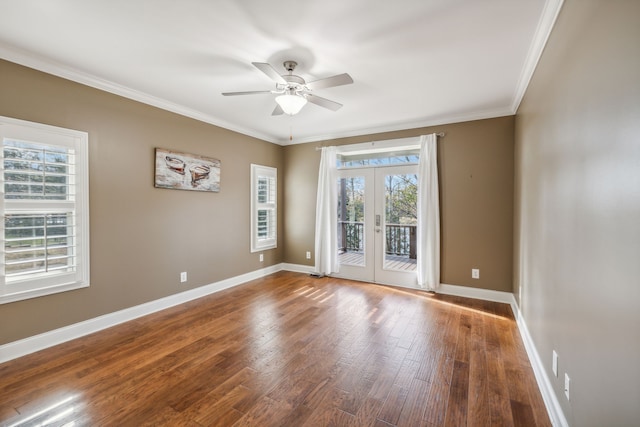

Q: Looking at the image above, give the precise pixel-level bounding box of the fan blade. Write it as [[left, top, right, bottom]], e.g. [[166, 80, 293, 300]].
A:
[[272, 104, 284, 116], [306, 73, 353, 90], [306, 94, 343, 111], [252, 62, 287, 84], [221, 90, 274, 96]]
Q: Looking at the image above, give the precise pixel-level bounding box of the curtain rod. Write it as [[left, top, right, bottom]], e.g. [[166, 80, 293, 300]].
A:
[[314, 132, 445, 151]]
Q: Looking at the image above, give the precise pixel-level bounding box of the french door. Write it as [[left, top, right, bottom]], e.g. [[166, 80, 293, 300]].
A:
[[335, 165, 418, 288]]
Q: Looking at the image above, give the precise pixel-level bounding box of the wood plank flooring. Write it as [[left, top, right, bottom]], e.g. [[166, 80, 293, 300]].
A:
[[0, 271, 550, 426]]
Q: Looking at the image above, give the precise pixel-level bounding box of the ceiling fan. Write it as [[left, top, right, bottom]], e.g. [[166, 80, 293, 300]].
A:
[[222, 61, 353, 116]]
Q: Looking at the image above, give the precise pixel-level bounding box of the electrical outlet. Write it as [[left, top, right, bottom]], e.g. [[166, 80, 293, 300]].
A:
[[306, 251, 311, 259], [564, 373, 570, 400], [471, 268, 480, 279], [180, 272, 187, 283], [552, 350, 558, 377], [259, 254, 264, 262]]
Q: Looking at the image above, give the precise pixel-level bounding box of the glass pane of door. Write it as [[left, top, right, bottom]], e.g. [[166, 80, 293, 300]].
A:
[[337, 176, 365, 266], [383, 173, 417, 271]]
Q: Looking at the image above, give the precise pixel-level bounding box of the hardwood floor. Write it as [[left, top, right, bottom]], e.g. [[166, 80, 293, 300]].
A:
[[0, 271, 550, 426]]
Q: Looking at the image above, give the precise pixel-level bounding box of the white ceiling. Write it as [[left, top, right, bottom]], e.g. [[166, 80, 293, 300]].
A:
[[0, 0, 562, 145]]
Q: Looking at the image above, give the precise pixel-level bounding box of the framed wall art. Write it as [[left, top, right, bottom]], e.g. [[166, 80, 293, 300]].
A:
[[154, 148, 220, 192]]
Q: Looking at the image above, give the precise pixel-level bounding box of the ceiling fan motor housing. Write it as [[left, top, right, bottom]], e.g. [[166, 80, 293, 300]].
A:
[[282, 61, 307, 91], [282, 75, 305, 86], [280, 61, 306, 91], [283, 61, 298, 72]]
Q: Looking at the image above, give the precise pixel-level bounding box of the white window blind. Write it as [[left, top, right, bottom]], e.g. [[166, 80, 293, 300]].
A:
[[3, 139, 76, 200], [251, 164, 277, 252], [1, 117, 89, 304], [5, 212, 76, 279]]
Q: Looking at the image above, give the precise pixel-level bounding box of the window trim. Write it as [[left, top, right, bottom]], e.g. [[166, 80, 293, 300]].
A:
[[250, 164, 277, 252], [0, 116, 90, 304]]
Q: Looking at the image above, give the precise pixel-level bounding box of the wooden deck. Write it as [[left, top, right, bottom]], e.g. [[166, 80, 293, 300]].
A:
[[0, 271, 550, 426], [339, 251, 417, 272]]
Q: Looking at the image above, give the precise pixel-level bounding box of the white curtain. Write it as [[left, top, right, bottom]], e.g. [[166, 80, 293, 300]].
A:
[[417, 134, 440, 290], [314, 146, 339, 276]]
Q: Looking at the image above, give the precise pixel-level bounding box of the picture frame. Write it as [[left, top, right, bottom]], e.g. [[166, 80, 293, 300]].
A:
[[154, 148, 220, 192]]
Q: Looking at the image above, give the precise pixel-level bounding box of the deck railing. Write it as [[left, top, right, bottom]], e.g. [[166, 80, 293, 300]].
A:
[[339, 221, 416, 259], [339, 221, 364, 252], [385, 224, 417, 258]]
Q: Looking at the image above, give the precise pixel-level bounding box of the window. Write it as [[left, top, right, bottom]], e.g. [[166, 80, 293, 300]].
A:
[[1, 116, 89, 304], [251, 164, 277, 252], [335, 137, 421, 169], [337, 149, 420, 168]]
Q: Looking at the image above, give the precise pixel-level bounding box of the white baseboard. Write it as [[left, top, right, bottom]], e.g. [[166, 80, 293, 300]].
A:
[[437, 283, 515, 304], [0, 263, 283, 364], [436, 283, 568, 427], [510, 301, 569, 427], [280, 263, 315, 274]]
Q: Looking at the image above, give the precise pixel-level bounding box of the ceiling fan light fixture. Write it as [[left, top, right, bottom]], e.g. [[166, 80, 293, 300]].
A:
[[275, 93, 307, 115]]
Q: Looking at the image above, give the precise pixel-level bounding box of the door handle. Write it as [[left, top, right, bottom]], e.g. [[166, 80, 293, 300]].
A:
[[375, 228, 381, 233]]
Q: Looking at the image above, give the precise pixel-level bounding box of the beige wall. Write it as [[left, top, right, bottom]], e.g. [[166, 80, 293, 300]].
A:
[[0, 59, 515, 345], [284, 116, 515, 292], [0, 60, 284, 345], [514, 1, 640, 425]]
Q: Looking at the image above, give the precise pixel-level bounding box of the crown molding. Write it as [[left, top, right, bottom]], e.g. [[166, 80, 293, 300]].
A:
[[281, 107, 514, 145], [511, 0, 565, 113], [1, 0, 563, 148], [0, 44, 281, 144], [1, 45, 513, 146]]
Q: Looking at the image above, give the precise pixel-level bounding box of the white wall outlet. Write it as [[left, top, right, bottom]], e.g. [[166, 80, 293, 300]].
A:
[[552, 350, 558, 377], [564, 373, 570, 400], [306, 251, 311, 259], [180, 272, 187, 283], [259, 254, 264, 262], [471, 268, 480, 279]]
